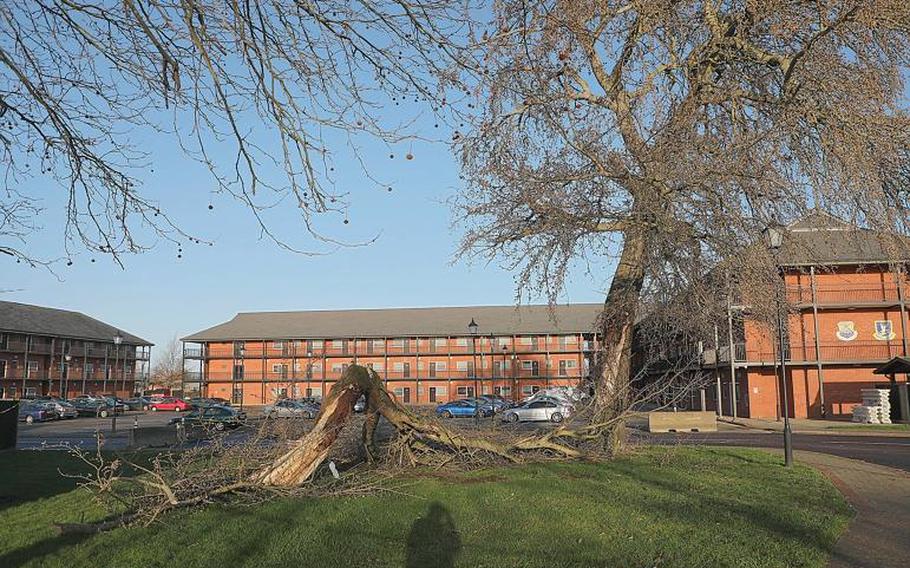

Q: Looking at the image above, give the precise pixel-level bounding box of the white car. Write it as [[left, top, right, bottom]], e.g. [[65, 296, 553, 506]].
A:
[[501, 398, 572, 423]]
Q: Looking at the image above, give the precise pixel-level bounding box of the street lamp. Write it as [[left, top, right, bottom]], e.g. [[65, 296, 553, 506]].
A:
[[306, 350, 313, 398], [63, 354, 72, 399], [112, 331, 123, 433], [763, 223, 793, 467], [468, 319, 479, 423]]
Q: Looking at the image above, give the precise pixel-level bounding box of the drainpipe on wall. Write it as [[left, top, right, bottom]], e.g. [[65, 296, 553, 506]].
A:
[[809, 266, 827, 418]]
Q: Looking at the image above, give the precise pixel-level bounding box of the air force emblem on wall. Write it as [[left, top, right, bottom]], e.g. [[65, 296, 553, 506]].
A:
[[835, 321, 857, 342], [873, 320, 896, 341]]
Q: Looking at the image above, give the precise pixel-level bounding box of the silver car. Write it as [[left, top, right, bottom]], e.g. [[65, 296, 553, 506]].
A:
[[501, 398, 572, 424], [264, 399, 320, 419]]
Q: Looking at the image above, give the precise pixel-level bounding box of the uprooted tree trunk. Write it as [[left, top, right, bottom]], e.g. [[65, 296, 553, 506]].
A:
[[255, 365, 587, 487]]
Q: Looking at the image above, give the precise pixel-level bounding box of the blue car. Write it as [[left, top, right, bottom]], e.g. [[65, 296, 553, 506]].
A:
[[18, 401, 53, 424], [435, 399, 494, 418]]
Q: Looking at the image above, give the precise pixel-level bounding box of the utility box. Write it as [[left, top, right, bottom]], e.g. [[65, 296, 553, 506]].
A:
[[648, 411, 717, 433], [0, 400, 18, 449]]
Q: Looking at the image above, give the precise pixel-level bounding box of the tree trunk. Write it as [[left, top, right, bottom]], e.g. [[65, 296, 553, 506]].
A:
[[593, 223, 648, 450]]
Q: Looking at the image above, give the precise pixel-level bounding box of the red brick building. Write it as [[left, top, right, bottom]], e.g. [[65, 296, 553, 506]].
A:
[[182, 304, 600, 406], [694, 213, 910, 420], [0, 301, 152, 399]]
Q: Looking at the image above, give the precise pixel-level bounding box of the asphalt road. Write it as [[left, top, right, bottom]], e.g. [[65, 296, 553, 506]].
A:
[[635, 430, 910, 473], [16, 411, 179, 450]]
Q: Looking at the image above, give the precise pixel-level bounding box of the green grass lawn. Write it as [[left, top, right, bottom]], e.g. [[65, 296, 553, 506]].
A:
[[0, 447, 851, 568]]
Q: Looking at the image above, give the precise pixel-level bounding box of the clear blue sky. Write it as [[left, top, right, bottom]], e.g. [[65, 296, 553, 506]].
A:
[[4, 109, 612, 363]]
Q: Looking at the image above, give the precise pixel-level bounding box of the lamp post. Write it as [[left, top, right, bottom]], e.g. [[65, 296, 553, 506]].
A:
[[111, 331, 123, 433], [501, 344, 509, 400], [63, 354, 72, 399], [764, 223, 793, 467], [468, 318, 479, 423]]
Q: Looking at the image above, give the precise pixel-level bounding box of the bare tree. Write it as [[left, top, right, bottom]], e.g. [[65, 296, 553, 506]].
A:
[[0, 1, 478, 264], [149, 336, 183, 391], [454, 0, 910, 442]]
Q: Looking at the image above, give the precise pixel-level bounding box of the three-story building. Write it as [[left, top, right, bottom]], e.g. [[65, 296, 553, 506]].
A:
[[182, 304, 600, 406], [0, 301, 152, 399]]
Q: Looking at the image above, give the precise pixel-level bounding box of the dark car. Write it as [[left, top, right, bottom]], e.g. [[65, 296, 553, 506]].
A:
[[170, 405, 247, 431], [18, 401, 54, 423], [187, 397, 230, 409], [123, 396, 153, 411], [70, 398, 114, 418], [101, 396, 127, 413]]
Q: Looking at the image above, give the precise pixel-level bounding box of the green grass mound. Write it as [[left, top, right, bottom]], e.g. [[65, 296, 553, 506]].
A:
[[0, 447, 850, 568]]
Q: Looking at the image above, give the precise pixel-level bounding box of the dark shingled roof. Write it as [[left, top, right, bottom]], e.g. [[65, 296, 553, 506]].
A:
[[183, 304, 603, 342], [0, 301, 152, 345], [775, 211, 910, 266]]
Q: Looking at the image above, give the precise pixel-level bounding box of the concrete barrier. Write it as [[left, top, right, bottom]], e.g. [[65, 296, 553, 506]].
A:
[[648, 411, 717, 433]]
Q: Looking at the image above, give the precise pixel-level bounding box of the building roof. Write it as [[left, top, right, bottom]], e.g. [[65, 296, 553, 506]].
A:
[[183, 303, 603, 342], [774, 211, 910, 267], [0, 301, 152, 345]]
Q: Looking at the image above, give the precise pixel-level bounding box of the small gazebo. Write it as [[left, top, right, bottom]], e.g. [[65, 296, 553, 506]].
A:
[[872, 357, 910, 423]]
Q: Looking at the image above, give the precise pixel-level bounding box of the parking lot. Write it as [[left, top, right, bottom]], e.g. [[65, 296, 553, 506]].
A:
[[15, 404, 560, 450]]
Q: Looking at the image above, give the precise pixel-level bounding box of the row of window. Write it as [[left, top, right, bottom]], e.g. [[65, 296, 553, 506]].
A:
[[0, 359, 132, 379], [0, 333, 135, 353], [263, 359, 579, 376], [234, 336, 582, 351]]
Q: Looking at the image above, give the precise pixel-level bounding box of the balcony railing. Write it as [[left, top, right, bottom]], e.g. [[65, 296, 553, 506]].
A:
[[786, 283, 908, 305]]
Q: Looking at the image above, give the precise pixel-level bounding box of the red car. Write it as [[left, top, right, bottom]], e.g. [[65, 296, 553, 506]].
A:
[[148, 397, 192, 412]]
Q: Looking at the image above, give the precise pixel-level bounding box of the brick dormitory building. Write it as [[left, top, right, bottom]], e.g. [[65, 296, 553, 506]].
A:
[[658, 213, 910, 422], [182, 304, 601, 406], [0, 301, 152, 399]]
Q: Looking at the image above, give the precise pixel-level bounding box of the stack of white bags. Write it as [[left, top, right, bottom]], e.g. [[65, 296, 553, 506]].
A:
[[852, 389, 892, 424]]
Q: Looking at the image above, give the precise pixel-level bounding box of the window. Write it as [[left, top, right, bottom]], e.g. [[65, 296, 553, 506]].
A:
[[498, 337, 510, 346], [26, 360, 38, 377], [272, 340, 285, 350], [495, 386, 512, 397], [371, 339, 384, 350], [456, 386, 469, 396], [0, 360, 5, 378], [522, 385, 541, 395], [392, 338, 405, 348], [25, 387, 37, 398], [519, 336, 533, 346], [456, 361, 468, 371], [563, 335, 577, 344], [332, 340, 344, 349], [456, 337, 468, 347], [393, 362, 404, 372], [84, 363, 94, 377], [434, 338, 447, 347], [332, 364, 344, 373], [0, 333, 6, 349], [365, 362, 384, 371], [521, 360, 533, 370], [311, 339, 324, 350]]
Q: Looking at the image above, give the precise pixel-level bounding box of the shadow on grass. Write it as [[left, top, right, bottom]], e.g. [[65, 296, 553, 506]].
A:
[[406, 502, 461, 568], [0, 532, 93, 568]]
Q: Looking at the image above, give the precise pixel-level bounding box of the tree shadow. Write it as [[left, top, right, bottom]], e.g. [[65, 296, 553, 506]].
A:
[[405, 501, 461, 568]]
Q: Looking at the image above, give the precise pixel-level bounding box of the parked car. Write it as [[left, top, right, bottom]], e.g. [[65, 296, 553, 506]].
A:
[[501, 398, 572, 423], [435, 399, 494, 418], [353, 395, 366, 413], [18, 401, 54, 424], [69, 398, 114, 418], [170, 405, 247, 431], [264, 399, 321, 419], [187, 397, 231, 410], [148, 397, 192, 412], [101, 396, 127, 413], [45, 400, 78, 419], [123, 396, 154, 411], [472, 396, 511, 412]]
